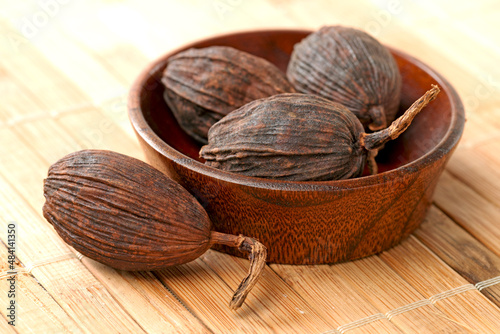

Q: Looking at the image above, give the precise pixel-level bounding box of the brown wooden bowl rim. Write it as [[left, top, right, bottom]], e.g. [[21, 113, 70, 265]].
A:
[[128, 28, 465, 191]]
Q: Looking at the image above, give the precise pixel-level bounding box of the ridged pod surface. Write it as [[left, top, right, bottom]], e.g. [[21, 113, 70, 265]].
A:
[[162, 46, 296, 143], [42, 149, 267, 309], [286, 26, 402, 131], [201, 87, 440, 181], [201, 93, 366, 181], [43, 150, 212, 271]]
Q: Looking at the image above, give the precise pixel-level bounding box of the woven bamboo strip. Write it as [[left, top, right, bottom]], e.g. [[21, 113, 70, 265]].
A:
[[9, 248, 500, 334], [0, 23, 90, 116], [0, 253, 82, 279], [392, 5, 500, 107], [200, 250, 334, 333], [0, 91, 135, 143], [271, 263, 403, 333], [97, 95, 138, 140], [332, 256, 469, 333], [55, 21, 151, 84], [415, 206, 500, 306], [445, 148, 500, 208], [477, 141, 500, 183], [74, 0, 207, 59], [154, 258, 271, 333], [0, 128, 49, 211], [18, 26, 127, 104], [334, 314, 399, 334], [264, 0, 370, 29], [413, 1, 500, 58], [82, 258, 210, 333], [456, 109, 500, 150], [13, 118, 83, 164], [0, 262, 85, 333], [44, 17, 155, 139], [0, 65, 44, 124], [54, 107, 144, 160], [1, 243, 81, 333], [381, 236, 500, 333], [433, 171, 500, 257], [0, 312, 17, 334], [367, 11, 490, 110]]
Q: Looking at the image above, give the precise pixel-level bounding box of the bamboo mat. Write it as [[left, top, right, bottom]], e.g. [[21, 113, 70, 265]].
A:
[[1, 0, 500, 333]]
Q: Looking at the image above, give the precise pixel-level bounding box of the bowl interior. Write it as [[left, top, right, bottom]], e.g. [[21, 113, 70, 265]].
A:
[[138, 30, 454, 177]]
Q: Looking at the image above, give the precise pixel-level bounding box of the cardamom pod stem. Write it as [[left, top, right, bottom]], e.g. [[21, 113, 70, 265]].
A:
[[210, 231, 267, 310], [361, 84, 440, 174], [362, 85, 440, 151]]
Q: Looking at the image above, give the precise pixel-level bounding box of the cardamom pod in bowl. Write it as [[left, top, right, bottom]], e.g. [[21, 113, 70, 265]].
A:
[[200, 86, 439, 181], [287, 26, 402, 131], [162, 46, 296, 144]]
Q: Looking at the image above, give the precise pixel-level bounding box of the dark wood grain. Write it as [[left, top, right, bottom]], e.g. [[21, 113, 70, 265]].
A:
[[128, 29, 465, 264]]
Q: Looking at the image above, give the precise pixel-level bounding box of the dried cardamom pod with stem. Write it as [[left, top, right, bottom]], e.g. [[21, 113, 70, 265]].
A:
[[162, 46, 296, 144], [287, 25, 402, 131], [201, 85, 440, 181], [42, 150, 266, 310]]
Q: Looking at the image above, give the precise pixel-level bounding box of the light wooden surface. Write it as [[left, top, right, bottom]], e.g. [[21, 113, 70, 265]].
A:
[[1, 0, 500, 333]]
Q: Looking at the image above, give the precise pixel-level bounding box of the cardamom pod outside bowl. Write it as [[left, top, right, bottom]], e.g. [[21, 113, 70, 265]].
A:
[[128, 29, 465, 264]]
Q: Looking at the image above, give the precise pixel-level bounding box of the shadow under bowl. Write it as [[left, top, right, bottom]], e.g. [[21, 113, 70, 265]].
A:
[[128, 29, 465, 265]]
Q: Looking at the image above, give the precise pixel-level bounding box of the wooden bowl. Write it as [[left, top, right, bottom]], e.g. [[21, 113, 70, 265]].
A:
[[128, 29, 465, 264]]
